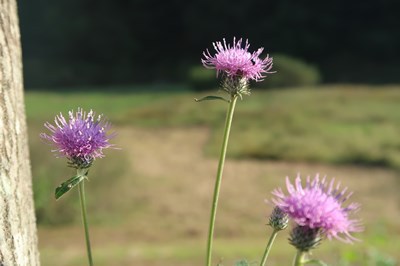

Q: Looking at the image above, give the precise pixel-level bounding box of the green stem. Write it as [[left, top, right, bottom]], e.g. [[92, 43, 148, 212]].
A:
[[206, 95, 238, 266], [78, 180, 94, 266], [259, 230, 279, 266], [293, 250, 306, 266]]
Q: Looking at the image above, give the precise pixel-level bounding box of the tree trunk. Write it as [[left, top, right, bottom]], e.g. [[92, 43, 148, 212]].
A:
[[0, 0, 40, 265]]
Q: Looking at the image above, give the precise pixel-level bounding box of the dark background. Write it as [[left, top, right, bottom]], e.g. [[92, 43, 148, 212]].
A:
[[19, 0, 400, 88]]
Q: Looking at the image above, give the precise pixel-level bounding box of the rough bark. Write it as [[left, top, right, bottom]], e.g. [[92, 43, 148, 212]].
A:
[[0, 0, 40, 264]]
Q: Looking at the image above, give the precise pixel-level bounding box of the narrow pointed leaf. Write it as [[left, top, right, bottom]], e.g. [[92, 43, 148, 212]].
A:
[[305, 259, 329, 266], [234, 260, 251, 266], [194, 95, 230, 103], [55, 175, 85, 200]]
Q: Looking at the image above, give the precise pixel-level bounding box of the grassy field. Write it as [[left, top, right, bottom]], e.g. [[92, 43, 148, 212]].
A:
[[27, 84, 400, 168], [26, 85, 400, 265]]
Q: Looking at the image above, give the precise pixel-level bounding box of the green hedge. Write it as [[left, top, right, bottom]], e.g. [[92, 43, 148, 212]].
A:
[[187, 65, 218, 91], [256, 54, 321, 88]]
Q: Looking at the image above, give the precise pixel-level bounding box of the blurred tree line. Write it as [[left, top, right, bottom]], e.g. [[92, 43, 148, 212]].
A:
[[19, 0, 400, 89]]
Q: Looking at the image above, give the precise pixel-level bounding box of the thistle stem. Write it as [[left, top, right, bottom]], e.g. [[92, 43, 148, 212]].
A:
[[206, 95, 238, 266], [78, 180, 94, 266], [259, 229, 279, 266], [293, 250, 306, 266]]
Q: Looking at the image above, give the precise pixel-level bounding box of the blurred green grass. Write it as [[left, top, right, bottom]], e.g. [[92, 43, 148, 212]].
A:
[[27, 84, 400, 265], [38, 227, 399, 266], [27, 84, 400, 169]]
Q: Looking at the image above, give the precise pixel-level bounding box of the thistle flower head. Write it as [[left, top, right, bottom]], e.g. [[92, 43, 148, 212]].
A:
[[202, 37, 274, 82], [41, 108, 114, 168], [271, 174, 363, 243]]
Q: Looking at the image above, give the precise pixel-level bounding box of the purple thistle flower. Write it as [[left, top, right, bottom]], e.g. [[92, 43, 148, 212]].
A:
[[41, 108, 114, 168], [202, 37, 274, 82], [271, 174, 363, 243]]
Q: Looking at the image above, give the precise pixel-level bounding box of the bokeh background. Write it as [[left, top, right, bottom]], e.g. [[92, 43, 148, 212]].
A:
[[19, 0, 400, 265]]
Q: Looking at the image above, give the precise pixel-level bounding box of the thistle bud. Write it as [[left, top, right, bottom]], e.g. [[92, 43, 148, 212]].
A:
[[289, 225, 322, 252], [268, 206, 289, 231]]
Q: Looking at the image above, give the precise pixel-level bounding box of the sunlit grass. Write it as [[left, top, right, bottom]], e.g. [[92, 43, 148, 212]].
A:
[[26, 84, 400, 168], [27, 84, 400, 265], [38, 226, 399, 266]]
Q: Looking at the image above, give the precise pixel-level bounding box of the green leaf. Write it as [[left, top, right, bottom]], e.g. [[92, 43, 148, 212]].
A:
[[234, 260, 251, 266], [305, 259, 329, 266], [55, 175, 85, 200], [194, 95, 230, 103]]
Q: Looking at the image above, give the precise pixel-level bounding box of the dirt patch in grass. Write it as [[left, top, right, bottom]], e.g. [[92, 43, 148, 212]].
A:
[[117, 126, 400, 231], [39, 126, 400, 265]]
